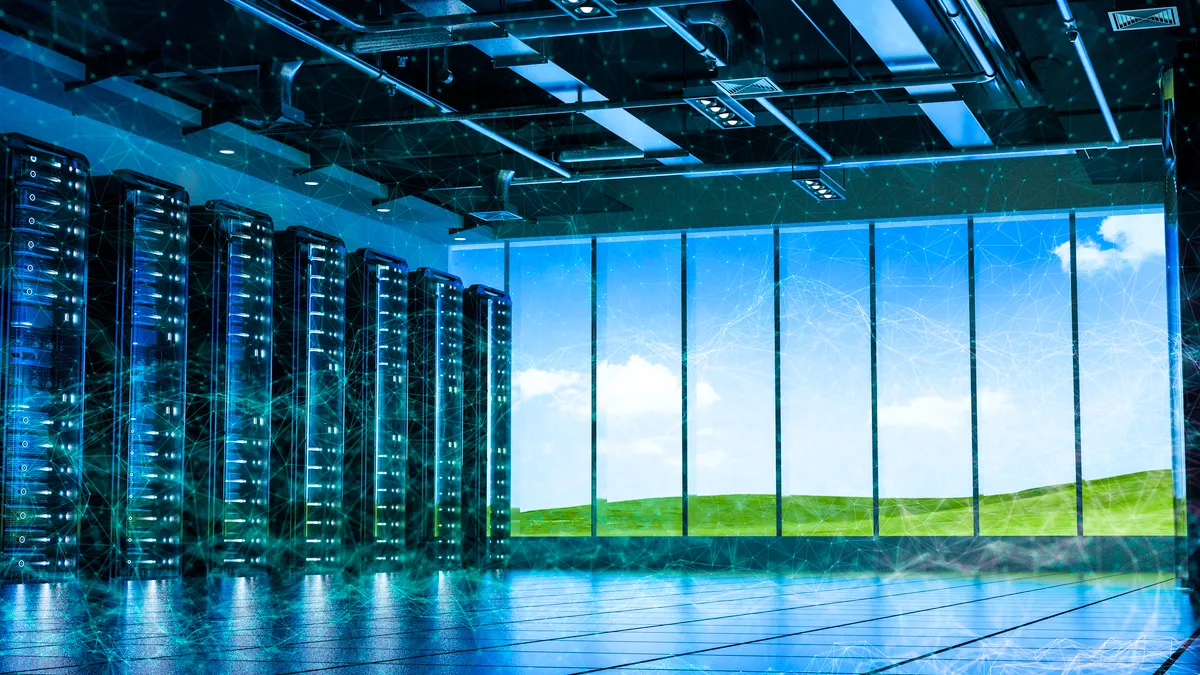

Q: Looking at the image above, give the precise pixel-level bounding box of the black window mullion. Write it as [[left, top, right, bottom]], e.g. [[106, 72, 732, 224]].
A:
[[870, 222, 880, 538]]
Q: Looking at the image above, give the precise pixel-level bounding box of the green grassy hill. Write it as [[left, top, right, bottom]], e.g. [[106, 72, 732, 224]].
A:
[[510, 470, 1175, 537]]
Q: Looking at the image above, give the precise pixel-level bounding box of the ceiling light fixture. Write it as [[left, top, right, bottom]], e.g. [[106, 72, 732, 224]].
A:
[[791, 167, 847, 202], [376, 207, 391, 213], [550, 0, 615, 20], [304, 180, 319, 186], [453, 236, 467, 241], [684, 92, 756, 130], [218, 149, 235, 155]]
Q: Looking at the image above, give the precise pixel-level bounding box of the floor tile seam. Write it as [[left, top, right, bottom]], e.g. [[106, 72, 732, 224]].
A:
[[262, 574, 1094, 675], [0, 574, 918, 642], [861, 579, 1174, 674], [0, 576, 957, 654], [554, 573, 1135, 674], [0, 573, 1100, 675], [1151, 622, 1200, 675]]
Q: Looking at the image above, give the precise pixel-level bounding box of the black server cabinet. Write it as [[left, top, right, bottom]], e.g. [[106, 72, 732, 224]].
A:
[[183, 201, 273, 576], [271, 227, 347, 571], [0, 135, 88, 580], [82, 170, 189, 579], [407, 268, 464, 567], [344, 249, 408, 571], [462, 285, 512, 569]]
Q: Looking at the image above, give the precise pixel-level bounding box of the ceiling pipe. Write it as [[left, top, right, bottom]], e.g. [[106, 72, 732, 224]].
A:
[[225, 0, 570, 178], [755, 98, 832, 163], [558, 146, 647, 163], [648, 7, 725, 68], [505, 138, 1158, 185], [311, 0, 727, 34], [282, 71, 992, 130], [290, 0, 374, 31], [349, 13, 665, 53], [935, 0, 994, 78], [1054, 0, 1120, 143], [946, 0, 1042, 107]]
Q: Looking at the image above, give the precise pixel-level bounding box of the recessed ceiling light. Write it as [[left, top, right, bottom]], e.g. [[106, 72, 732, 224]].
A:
[[453, 236, 467, 241], [218, 149, 235, 155], [376, 207, 391, 213], [304, 180, 319, 186]]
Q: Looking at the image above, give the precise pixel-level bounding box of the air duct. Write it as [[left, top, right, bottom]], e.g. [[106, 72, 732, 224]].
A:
[[468, 170, 523, 222], [684, 1, 778, 96]]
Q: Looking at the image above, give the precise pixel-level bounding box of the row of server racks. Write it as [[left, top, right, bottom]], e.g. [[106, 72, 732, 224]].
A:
[[0, 133, 512, 581]]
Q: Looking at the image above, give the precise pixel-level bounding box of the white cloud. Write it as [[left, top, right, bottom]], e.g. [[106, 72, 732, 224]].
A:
[[514, 367, 588, 416], [1053, 213, 1165, 274], [878, 389, 1011, 432], [695, 380, 720, 407], [978, 388, 1013, 415], [879, 395, 969, 432], [597, 354, 681, 418], [516, 368, 582, 400], [513, 354, 702, 421]]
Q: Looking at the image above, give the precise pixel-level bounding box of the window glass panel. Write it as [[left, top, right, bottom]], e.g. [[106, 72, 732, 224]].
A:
[[686, 232, 775, 535], [876, 221, 973, 536], [780, 226, 873, 536], [597, 235, 682, 536], [975, 215, 1076, 535], [1077, 211, 1172, 535], [509, 242, 592, 536], [449, 244, 505, 289]]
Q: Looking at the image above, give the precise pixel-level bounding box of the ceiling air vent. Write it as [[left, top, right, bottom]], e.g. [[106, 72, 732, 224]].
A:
[[1108, 6, 1179, 31], [713, 76, 782, 98]]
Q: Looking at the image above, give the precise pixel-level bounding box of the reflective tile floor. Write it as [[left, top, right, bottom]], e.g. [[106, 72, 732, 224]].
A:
[[1, 571, 1198, 674]]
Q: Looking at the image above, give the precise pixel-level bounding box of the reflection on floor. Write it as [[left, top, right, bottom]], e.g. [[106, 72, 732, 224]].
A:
[[1, 571, 1197, 674]]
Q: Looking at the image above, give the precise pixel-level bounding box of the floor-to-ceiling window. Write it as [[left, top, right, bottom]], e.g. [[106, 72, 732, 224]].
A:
[[507, 241, 593, 536], [478, 207, 1174, 541], [1077, 212, 1173, 535], [686, 232, 775, 535], [449, 243, 505, 290], [876, 221, 973, 536], [975, 215, 1077, 535], [596, 235, 683, 536], [780, 226, 873, 535]]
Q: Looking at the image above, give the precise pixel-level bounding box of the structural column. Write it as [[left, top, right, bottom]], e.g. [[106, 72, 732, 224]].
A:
[[1165, 43, 1200, 589]]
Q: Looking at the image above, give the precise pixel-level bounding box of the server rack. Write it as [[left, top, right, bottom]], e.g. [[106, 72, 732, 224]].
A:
[[462, 285, 512, 569], [183, 201, 273, 576], [82, 170, 189, 579], [344, 249, 408, 571], [271, 227, 346, 571], [0, 134, 89, 580], [407, 268, 464, 568]]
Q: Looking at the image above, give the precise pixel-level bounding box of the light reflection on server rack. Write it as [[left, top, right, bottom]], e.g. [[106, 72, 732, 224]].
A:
[[0, 134, 88, 580], [272, 227, 346, 571], [345, 249, 408, 571], [462, 285, 512, 569], [83, 170, 188, 578], [184, 202, 273, 576], [407, 268, 463, 567]]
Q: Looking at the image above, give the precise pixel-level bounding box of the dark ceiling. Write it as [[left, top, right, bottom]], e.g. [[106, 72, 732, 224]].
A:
[[0, 0, 1185, 225]]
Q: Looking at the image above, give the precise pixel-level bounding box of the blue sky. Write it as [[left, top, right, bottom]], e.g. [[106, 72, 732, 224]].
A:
[[450, 211, 1170, 511]]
